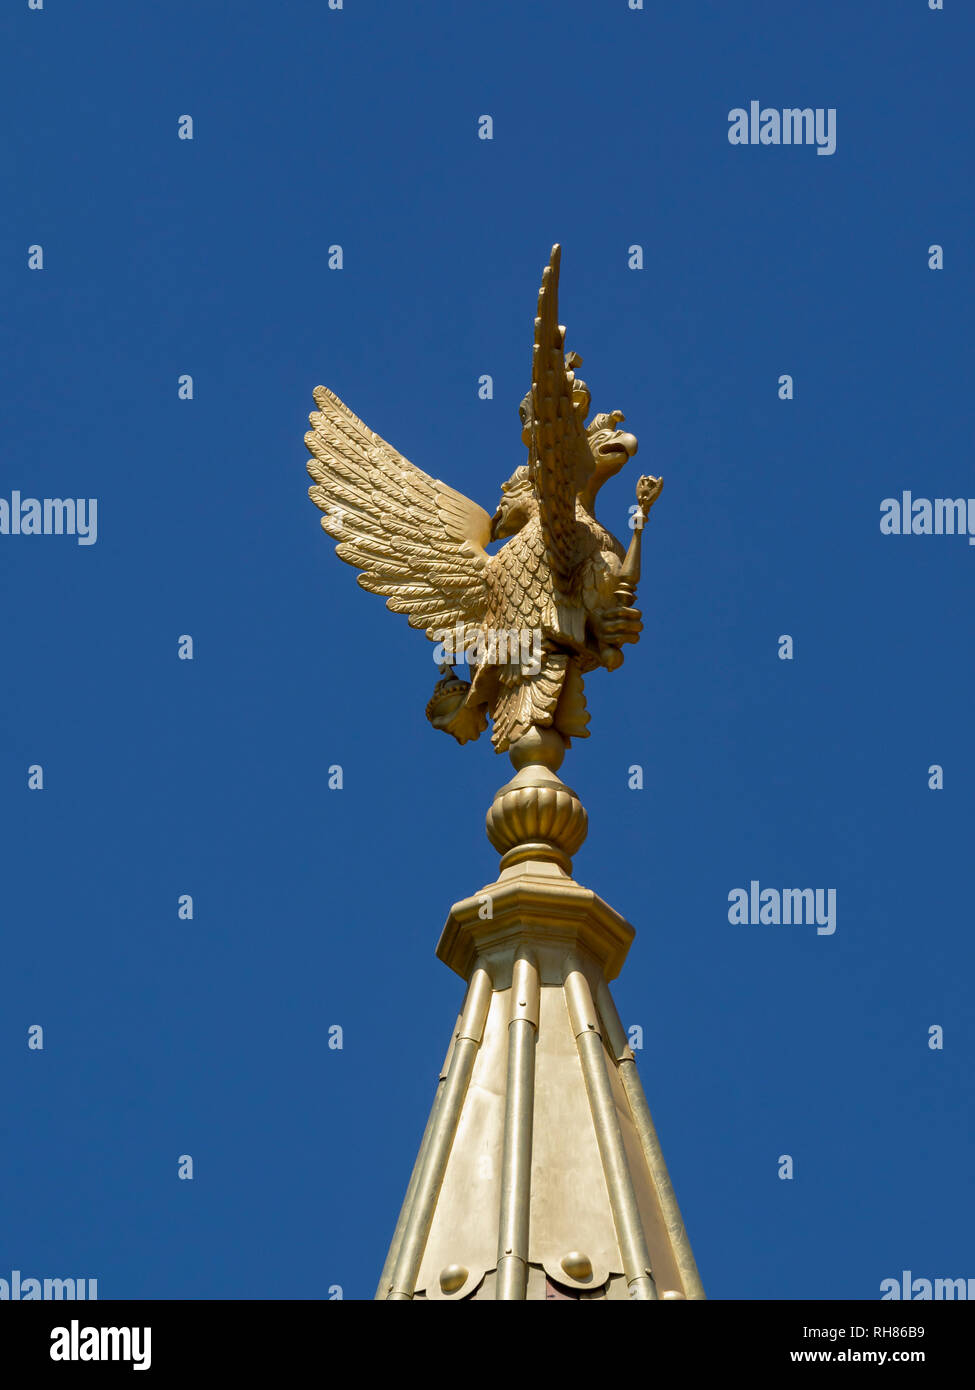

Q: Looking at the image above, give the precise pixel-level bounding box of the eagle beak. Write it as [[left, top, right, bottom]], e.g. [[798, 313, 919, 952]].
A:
[[609, 431, 639, 460], [595, 431, 639, 473], [489, 507, 504, 541]]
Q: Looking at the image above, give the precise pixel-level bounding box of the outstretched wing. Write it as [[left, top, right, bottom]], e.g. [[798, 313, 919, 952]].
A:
[[305, 386, 491, 644], [530, 244, 593, 588]]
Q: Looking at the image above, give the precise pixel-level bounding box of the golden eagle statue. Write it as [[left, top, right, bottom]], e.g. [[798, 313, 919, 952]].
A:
[[304, 245, 663, 753]]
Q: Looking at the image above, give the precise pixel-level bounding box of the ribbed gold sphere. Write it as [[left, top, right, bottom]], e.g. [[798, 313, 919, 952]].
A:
[[485, 769, 588, 862]]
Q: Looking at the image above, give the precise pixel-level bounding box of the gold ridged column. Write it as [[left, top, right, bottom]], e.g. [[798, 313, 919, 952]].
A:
[[374, 1012, 460, 1300], [565, 961, 658, 1300], [495, 952, 540, 1299], [597, 981, 706, 1300], [385, 968, 492, 1300]]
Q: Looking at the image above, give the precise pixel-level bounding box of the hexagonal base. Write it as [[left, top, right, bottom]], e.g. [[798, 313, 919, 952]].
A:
[[437, 854, 635, 983]]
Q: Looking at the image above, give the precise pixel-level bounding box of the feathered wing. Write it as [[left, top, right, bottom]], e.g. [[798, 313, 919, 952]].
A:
[[529, 244, 593, 592], [305, 386, 491, 646]]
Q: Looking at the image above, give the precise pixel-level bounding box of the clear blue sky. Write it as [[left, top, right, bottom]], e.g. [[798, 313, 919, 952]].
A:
[[1, 0, 971, 1300]]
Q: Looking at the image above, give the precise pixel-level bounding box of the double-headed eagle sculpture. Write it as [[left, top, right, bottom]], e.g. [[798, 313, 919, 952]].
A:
[[304, 245, 663, 754]]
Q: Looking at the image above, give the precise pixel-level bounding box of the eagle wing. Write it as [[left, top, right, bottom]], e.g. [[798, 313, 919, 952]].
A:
[[305, 386, 491, 644], [529, 244, 593, 590]]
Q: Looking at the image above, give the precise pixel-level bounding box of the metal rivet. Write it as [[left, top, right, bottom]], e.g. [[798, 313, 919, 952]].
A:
[[439, 1264, 468, 1294], [561, 1251, 593, 1281]]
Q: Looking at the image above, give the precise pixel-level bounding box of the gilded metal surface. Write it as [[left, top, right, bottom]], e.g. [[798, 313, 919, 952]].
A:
[[561, 1252, 593, 1281], [509, 954, 540, 1027], [566, 964, 659, 1300], [597, 980, 707, 1300], [437, 856, 635, 984], [601, 1023, 683, 1297], [386, 970, 492, 1300], [305, 245, 663, 754], [374, 1008, 466, 1299], [486, 764, 588, 865], [384, 937, 705, 1301], [413, 985, 509, 1299], [496, 953, 539, 1299], [439, 1265, 468, 1294], [526, 982, 623, 1290], [374, 1036, 449, 1298]]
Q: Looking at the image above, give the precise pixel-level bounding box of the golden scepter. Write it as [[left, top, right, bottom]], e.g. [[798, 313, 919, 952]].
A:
[[600, 473, 664, 670]]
